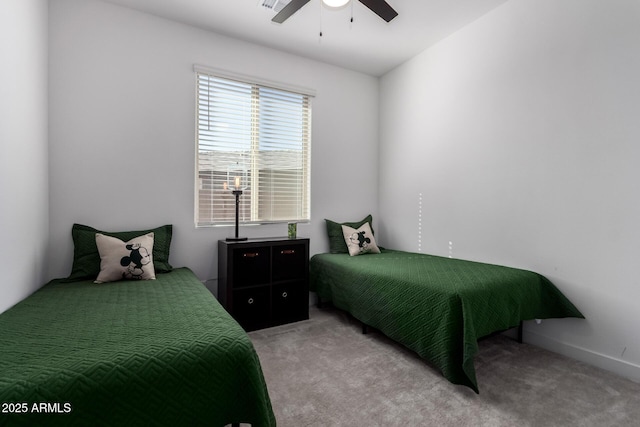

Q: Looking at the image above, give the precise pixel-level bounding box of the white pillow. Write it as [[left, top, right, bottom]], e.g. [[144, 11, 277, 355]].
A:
[[94, 232, 156, 283], [341, 222, 381, 256]]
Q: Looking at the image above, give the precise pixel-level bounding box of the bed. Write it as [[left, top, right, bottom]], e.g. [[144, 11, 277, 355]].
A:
[[310, 248, 584, 393], [0, 224, 276, 426]]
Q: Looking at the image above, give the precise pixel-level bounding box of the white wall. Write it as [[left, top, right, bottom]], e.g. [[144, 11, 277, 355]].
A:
[[379, 0, 640, 381], [48, 0, 378, 282], [0, 0, 49, 314]]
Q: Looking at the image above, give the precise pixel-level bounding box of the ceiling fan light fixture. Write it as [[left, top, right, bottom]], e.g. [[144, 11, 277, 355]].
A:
[[272, 0, 397, 24], [322, 0, 350, 9]]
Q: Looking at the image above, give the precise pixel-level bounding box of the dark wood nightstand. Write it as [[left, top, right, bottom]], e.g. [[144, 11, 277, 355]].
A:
[[218, 237, 309, 331]]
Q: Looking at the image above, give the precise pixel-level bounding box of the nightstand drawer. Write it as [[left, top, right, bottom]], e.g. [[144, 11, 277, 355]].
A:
[[232, 286, 270, 331], [272, 282, 308, 326], [273, 244, 307, 281], [233, 247, 270, 287]]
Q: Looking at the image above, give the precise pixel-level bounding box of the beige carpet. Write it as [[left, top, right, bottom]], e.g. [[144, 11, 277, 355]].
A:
[[248, 306, 640, 427]]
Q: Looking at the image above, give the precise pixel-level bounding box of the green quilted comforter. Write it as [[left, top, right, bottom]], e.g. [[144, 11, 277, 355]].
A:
[[310, 250, 584, 393], [0, 268, 275, 426]]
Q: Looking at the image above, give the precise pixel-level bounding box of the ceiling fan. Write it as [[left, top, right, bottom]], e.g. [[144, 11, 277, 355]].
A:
[[272, 0, 398, 24]]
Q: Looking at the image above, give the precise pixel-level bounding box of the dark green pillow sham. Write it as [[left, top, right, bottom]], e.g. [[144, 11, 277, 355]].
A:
[[66, 223, 173, 282], [325, 215, 374, 254]]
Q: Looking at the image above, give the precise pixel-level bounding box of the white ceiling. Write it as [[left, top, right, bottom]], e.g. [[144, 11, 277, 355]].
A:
[[100, 0, 509, 76]]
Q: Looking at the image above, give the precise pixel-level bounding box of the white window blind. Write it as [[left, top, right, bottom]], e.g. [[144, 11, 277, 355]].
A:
[[195, 69, 312, 227]]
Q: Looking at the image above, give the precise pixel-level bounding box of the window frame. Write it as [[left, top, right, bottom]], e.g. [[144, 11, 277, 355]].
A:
[[194, 65, 315, 228]]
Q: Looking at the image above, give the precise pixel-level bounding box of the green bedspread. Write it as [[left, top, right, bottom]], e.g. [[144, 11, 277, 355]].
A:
[[310, 250, 584, 393], [0, 268, 275, 426]]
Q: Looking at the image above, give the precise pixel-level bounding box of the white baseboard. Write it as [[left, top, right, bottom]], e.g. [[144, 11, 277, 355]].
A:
[[525, 330, 640, 384]]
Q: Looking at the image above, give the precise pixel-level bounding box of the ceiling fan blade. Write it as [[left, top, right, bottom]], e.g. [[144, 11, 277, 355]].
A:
[[272, 0, 312, 24], [358, 0, 398, 22]]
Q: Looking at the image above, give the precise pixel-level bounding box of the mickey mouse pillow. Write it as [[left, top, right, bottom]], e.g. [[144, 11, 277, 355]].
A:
[[341, 222, 381, 256], [94, 232, 156, 283]]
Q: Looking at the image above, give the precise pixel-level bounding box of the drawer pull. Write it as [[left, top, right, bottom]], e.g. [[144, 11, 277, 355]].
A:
[[281, 292, 288, 298], [281, 249, 296, 255], [243, 252, 260, 258], [248, 298, 254, 305]]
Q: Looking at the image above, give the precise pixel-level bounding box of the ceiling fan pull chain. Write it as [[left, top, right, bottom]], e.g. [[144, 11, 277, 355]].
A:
[[350, 0, 354, 26], [319, 0, 324, 40]]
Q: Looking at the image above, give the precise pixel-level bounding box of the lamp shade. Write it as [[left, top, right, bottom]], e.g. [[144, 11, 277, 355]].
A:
[[322, 0, 350, 8], [226, 160, 249, 191]]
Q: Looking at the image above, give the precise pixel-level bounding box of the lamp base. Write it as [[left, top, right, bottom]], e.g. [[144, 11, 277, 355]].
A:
[[226, 237, 248, 242]]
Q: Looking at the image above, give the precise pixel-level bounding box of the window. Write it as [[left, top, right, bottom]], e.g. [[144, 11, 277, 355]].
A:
[[195, 67, 313, 227]]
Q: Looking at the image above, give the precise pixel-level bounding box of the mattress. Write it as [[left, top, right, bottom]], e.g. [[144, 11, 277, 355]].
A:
[[0, 267, 275, 426], [310, 249, 584, 393]]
